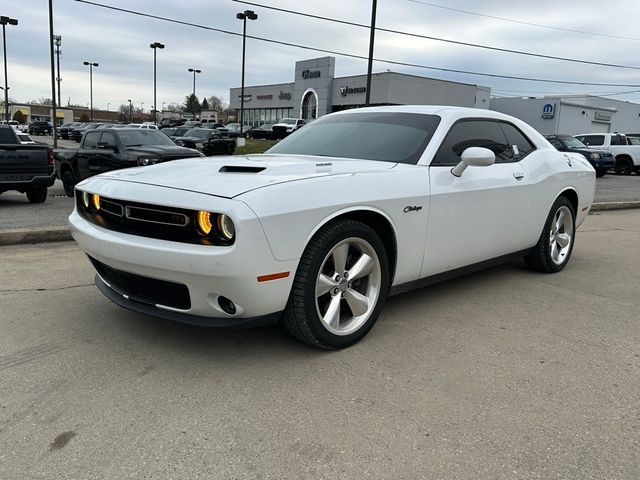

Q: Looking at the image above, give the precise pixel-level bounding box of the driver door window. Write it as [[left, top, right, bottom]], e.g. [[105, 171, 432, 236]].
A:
[[432, 120, 512, 166]]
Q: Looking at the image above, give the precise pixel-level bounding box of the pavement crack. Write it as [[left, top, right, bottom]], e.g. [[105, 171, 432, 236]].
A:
[[0, 283, 94, 293]]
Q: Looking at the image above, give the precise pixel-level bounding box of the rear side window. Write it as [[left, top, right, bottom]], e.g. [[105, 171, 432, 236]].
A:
[[581, 135, 604, 146], [432, 120, 512, 166], [83, 132, 100, 149], [499, 122, 535, 159], [610, 134, 625, 146]]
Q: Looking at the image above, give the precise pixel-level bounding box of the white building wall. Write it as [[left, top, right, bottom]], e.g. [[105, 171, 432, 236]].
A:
[[491, 96, 640, 135]]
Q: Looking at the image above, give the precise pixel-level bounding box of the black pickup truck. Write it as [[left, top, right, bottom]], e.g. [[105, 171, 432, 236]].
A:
[[54, 128, 203, 197], [0, 125, 54, 203]]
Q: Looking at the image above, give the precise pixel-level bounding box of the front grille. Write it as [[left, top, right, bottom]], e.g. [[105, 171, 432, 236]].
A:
[[77, 195, 226, 245], [89, 256, 191, 310]]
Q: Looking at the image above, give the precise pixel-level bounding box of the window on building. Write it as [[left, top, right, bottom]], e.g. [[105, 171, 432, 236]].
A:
[[301, 91, 317, 121]]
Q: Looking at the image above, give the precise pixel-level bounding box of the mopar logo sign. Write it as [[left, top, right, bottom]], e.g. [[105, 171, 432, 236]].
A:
[[542, 103, 555, 119], [340, 85, 367, 97]]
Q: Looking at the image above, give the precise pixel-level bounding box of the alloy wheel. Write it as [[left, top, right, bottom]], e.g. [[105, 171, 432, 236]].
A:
[[549, 205, 574, 266]]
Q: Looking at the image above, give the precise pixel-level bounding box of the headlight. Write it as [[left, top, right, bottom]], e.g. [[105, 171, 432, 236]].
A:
[[137, 157, 159, 166], [196, 211, 235, 243], [91, 194, 100, 211], [81, 191, 90, 209], [217, 214, 235, 241], [590, 152, 601, 160], [196, 211, 213, 235]]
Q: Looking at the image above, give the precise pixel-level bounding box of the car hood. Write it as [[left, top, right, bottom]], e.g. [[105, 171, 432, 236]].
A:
[[125, 145, 201, 157], [98, 154, 397, 198]]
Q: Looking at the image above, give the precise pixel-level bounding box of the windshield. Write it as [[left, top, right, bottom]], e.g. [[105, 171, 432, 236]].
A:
[[119, 130, 175, 146], [561, 137, 587, 149], [184, 128, 211, 139], [267, 112, 441, 164]]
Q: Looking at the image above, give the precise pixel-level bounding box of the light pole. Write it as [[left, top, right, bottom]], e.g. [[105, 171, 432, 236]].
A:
[[128, 99, 132, 123], [236, 10, 257, 137], [187, 67, 201, 118], [107, 102, 110, 111], [140, 102, 144, 122], [149, 42, 164, 124], [54, 35, 61, 108], [1, 16, 18, 122], [365, 0, 377, 106], [83, 61, 98, 121]]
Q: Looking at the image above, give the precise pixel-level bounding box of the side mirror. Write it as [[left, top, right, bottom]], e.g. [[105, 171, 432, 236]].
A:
[[451, 147, 495, 177]]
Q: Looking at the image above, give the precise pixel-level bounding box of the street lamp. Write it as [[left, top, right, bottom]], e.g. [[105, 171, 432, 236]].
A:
[[1, 16, 18, 122], [236, 10, 257, 137], [107, 102, 110, 111], [128, 99, 132, 123], [53, 35, 61, 107], [187, 67, 201, 118], [140, 102, 144, 122], [82, 61, 98, 121], [149, 42, 164, 124]]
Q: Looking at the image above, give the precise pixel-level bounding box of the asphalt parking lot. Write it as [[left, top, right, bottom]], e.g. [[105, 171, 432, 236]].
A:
[[0, 209, 638, 479]]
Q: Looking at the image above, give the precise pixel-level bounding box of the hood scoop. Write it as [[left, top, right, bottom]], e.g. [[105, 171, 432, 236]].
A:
[[218, 165, 266, 174]]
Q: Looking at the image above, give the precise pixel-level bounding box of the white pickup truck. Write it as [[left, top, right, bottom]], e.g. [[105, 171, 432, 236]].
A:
[[574, 133, 640, 175]]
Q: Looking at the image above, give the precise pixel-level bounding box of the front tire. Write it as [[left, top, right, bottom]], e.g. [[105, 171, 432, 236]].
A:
[[524, 196, 575, 273], [283, 220, 390, 349], [26, 186, 47, 203], [62, 170, 77, 197]]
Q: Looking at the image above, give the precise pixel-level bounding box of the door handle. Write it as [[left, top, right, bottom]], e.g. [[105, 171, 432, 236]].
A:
[[513, 171, 525, 180]]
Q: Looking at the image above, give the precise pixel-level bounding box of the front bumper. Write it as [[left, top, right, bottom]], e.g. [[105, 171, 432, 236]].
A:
[[69, 181, 298, 325]]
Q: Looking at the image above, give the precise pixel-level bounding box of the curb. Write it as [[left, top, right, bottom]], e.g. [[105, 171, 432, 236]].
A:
[[590, 201, 640, 211], [1, 201, 640, 246], [0, 226, 72, 246]]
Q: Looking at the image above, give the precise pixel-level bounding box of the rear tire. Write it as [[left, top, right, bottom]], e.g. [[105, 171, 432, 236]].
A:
[[614, 160, 632, 175], [62, 170, 77, 198], [283, 220, 390, 349], [524, 196, 575, 273], [26, 186, 47, 203]]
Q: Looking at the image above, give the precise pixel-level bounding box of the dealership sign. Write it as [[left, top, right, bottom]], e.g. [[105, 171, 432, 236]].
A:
[[279, 91, 292, 101], [256, 94, 273, 100], [301, 69, 321, 79], [542, 103, 554, 119], [340, 85, 367, 97]]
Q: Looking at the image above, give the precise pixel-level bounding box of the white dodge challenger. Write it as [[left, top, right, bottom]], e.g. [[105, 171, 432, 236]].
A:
[[70, 106, 595, 349]]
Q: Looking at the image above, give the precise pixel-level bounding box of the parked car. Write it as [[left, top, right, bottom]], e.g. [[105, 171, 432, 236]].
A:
[[2, 120, 28, 133], [0, 124, 55, 203], [70, 106, 595, 349], [272, 118, 306, 139], [251, 122, 276, 140], [544, 134, 613, 177], [29, 121, 53, 136], [574, 132, 640, 175], [173, 128, 236, 155], [54, 128, 203, 196], [182, 121, 201, 129], [218, 123, 253, 138], [126, 123, 159, 130], [160, 127, 190, 141], [58, 122, 81, 139], [71, 123, 107, 142], [201, 122, 224, 130]]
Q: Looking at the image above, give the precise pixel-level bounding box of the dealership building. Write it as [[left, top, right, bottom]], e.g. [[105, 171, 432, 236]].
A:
[[490, 95, 640, 135], [229, 56, 491, 126]]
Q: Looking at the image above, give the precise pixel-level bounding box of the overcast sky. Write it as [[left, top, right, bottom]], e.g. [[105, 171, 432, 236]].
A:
[[4, 0, 640, 112]]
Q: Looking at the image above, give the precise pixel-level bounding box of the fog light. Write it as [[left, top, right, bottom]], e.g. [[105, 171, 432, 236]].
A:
[[218, 296, 236, 315]]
